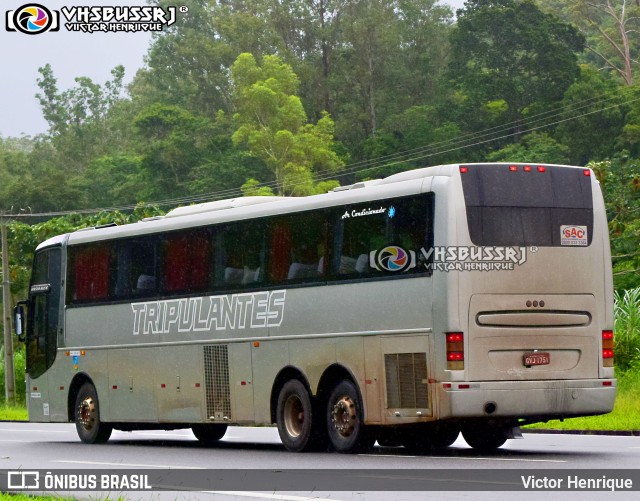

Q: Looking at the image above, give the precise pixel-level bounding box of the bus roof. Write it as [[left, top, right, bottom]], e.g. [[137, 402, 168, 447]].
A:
[[36, 162, 588, 250]]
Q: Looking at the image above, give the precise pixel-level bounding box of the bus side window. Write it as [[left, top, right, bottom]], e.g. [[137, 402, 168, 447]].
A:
[[162, 230, 211, 294], [114, 243, 132, 298], [335, 195, 432, 278], [267, 210, 327, 284], [113, 238, 158, 298], [68, 244, 112, 302], [216, 221, 265, 288], [133, 240, 157, 296]]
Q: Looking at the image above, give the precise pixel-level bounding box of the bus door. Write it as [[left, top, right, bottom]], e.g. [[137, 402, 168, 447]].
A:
[[25, 247, 62, 421]]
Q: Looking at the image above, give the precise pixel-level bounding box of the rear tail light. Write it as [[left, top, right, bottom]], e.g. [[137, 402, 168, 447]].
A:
[[602, 330, 614, 367], [459, 166, 468, 173], [584, 169, 591, 176], [446, 332, 464, 370]]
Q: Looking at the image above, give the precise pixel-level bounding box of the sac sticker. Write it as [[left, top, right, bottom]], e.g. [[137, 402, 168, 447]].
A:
[[561, 225, 588, 246]]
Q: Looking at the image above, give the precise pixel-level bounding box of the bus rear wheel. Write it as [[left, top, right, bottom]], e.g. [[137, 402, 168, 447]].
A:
[[74, 382, 112, 444], [192, 424, 227, 444], [462, 425, 508, 451], [326, 380, 374, 453], [276, 380, 320, 452]]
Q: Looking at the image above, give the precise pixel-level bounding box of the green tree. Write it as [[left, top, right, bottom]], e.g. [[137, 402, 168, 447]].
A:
[[230, 53, 343, 195], [555, 65, 625, 164], [361, 105, 462, 178], [486, 132, 570, 164], [131, 0, 236, 115], [133, 104, 218, 200], [449, 0, 584, 138], [34, 63, 129, 187], [593, 157, 640, 290], [537, 0, 640, 86], [329, 0, 453, 152]]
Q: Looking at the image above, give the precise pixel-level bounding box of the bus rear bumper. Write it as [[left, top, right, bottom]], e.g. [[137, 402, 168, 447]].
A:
[[438, 379, 616, 420]]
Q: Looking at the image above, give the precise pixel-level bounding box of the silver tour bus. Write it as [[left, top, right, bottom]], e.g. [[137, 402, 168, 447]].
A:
[[15, 163, 616, 452]]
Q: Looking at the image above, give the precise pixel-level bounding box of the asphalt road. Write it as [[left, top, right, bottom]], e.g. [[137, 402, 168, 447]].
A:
[[1, 423, 639, 501]]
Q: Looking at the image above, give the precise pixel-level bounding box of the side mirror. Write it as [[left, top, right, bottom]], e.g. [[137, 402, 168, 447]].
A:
[[14, 302, 27, 342]]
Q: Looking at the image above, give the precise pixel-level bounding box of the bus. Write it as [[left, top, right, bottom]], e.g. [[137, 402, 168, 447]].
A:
[[15, 162, 616, 453]]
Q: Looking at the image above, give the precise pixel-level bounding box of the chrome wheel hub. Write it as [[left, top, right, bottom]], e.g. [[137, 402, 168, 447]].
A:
[[78, 397, 96, 431], [331, 396, 357, 438]]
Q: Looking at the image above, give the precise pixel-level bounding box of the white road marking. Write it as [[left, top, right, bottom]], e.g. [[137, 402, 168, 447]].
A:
[[359, 453, 566, 463], [54, 460, 205, 469], [0, 428, 69, 433], [202, 492, 343, 501]]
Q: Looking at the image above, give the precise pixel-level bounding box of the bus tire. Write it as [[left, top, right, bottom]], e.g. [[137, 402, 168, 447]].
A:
[[276, 380, 318, 452], [74, 382, 112, 444], [462, 425, 508, 451], [326, 380, 374, 453], [192, 424, 227, 444]]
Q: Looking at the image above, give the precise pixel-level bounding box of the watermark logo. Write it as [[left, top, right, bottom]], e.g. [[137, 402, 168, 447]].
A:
[[5, 4, 182, 34], [420, 246, 528, 272], [7, 471, 40, 489], [61, 5, 180, 33], [370, 246, 416, 272], [369, 245, 530, 273], [420, 246, 537, 271], [6, 4, 59, 35]]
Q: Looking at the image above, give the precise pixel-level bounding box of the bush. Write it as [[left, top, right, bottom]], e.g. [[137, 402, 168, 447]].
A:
[[614, 287, 640, 371]]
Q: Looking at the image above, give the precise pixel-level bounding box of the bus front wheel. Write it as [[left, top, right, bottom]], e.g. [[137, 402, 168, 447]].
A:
[[462, 425, 508, 451], [74, 382, 112, 444], [326, 380, 374, 453]]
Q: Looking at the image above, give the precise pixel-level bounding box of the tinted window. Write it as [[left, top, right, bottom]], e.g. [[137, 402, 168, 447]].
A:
[[215, 220, 265, 287], [162, 230, 211, 294], [66, 194, 434, 306], [460, 164, 594, 246], [67, 244, 112, 301], [267, 211, 328, 283], [335, 195, 432, 277]]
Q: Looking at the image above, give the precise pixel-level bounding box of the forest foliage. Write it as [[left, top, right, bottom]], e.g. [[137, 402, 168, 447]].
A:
[[0, 0, 639, 294]]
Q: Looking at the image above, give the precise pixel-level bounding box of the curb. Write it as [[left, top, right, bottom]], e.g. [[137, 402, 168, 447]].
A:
[[523, 429, 640, 436]]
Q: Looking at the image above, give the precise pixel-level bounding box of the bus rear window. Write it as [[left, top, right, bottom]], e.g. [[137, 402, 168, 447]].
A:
[[460, 164, 593, 247]]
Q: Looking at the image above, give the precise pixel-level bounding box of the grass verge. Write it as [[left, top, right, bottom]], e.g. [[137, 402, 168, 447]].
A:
[[0, 403, 28, 421], [525, 368, 640, 431]]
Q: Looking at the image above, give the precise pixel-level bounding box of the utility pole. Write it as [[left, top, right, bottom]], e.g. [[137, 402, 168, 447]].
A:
[[1, 221, 16, 404]]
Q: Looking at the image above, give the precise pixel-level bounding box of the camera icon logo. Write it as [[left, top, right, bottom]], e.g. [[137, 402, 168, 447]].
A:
[[6, 4, 59, 35]]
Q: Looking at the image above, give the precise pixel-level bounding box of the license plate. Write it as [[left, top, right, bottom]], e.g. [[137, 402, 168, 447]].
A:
[[523, 352, 550, 366]]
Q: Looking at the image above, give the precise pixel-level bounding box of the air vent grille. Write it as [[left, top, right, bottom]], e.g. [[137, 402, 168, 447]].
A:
[[203, 345, 231, 421], [384, 352, 429, 409]]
